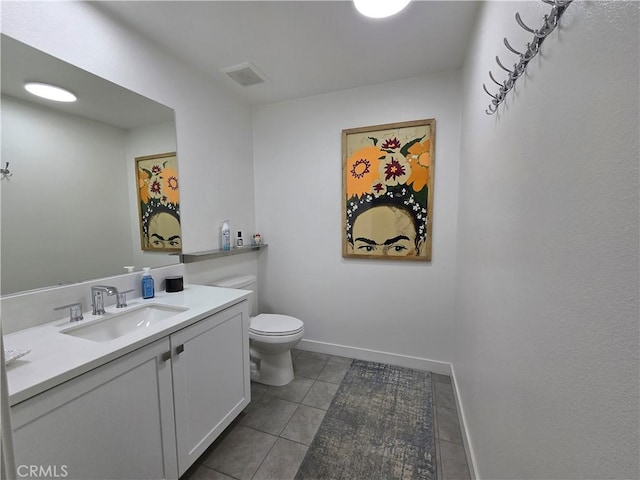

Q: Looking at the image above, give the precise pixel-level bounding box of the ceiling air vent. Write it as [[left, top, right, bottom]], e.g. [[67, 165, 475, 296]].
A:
[[221, 62, 267, 87]]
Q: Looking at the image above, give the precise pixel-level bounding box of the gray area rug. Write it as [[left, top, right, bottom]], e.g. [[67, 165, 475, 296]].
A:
[[296, 360, 436, 480]]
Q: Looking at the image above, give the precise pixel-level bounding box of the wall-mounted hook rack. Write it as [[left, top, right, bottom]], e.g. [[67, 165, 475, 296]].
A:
[[483, 0, 573, 115]]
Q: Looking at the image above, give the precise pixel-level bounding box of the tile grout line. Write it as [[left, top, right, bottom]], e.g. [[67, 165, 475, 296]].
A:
[[244, 390, 323, 479], [240, 400, 321, 479], [248, 428, 280, 480]]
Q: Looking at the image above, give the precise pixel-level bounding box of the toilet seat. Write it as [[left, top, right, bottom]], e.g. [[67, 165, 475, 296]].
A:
[[250, 314, 304, 336]]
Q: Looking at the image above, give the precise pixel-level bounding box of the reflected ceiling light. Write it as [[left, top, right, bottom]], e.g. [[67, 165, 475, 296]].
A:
[[24, 82, 77, 102], [354, 0, 411, 18]]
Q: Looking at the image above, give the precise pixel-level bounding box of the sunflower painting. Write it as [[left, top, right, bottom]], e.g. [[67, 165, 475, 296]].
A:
[[135, 152, 181, 252], [342, 119, 435, 261]]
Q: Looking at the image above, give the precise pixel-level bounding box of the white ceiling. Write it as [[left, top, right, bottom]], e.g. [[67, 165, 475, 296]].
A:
[[95, 0, 481, 105]]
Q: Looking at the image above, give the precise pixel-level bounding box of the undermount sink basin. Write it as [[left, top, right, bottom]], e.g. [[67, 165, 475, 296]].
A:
[[61, 304, 189, 342]]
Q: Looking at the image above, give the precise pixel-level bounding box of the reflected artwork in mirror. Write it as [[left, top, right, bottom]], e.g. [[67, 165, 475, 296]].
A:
[[1, 35, 180, 295], [136, 152, 182, 252]]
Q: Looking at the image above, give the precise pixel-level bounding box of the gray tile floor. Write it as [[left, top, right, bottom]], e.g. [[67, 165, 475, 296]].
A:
[[182, 350, 471, 480]]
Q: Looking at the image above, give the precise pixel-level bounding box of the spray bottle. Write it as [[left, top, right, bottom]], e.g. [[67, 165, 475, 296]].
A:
[[221, 220, 231, 251]]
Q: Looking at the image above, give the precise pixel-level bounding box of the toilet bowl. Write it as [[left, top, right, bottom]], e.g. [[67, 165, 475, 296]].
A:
[[249, 313, 304, 386], [211, 275, 304, 386]]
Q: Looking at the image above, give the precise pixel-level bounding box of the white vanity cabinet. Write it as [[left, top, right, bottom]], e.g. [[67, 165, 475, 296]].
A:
[[10, 300, 250, 480], [11, 337, 178, 480]]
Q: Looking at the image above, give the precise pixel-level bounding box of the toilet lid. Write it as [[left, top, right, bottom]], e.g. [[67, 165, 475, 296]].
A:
[[250, 314, 304, 336]]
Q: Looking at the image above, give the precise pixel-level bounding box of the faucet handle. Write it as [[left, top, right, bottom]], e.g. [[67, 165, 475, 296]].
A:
[[54, 302, 84, 322], [116, 289, 136, 308]]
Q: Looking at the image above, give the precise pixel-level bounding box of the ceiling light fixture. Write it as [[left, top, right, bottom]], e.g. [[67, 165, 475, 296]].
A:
[[24, 82, 77, 102], [354, 0, 411, 18]]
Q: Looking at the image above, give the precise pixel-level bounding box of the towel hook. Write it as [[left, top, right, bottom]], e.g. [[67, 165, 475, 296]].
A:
[[488, 71, 504, 87], [495, 56, 515, 75], [482, 83, 497, 100], [503, 38, 523, 56], [515, 12, 537, 34], [524, 40, 540, 61], [0, 162, 12, 179]]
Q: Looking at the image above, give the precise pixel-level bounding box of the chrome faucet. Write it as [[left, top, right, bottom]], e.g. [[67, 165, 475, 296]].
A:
[[91, 285, 118, 315]]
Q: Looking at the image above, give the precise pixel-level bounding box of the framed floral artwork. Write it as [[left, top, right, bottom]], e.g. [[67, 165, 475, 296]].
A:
[[135, 152, 181, 252], [342, 119, 435, 261]]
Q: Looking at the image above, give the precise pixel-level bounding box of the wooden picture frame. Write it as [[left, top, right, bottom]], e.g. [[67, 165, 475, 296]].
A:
[[135, 152, 181, 252], [342, 119, 435, 261]]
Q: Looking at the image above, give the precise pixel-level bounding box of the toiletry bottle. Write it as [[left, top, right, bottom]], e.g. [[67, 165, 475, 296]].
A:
[[221, 220, 231, 251], [236, 231, 243, 247], [141, 267, 155, 299]]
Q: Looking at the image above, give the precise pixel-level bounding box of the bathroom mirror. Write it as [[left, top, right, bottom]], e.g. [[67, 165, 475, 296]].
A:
[[1, 35, 179, 295]]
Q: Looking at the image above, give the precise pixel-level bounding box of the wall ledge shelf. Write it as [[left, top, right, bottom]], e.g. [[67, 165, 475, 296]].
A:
[[177, 244, 267, 264]]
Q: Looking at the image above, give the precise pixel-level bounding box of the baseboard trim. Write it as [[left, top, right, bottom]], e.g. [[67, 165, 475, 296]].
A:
[[297, 338, 479, 479], [297, 338, 452, 376], [450, 364, 479, 480]]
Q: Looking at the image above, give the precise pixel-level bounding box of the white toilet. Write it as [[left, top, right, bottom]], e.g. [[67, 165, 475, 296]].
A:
[[211, 275, 304, 386]]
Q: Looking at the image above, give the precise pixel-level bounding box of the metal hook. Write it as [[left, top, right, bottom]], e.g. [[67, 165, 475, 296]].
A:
[[503, 76, 514, 91], [503, 37, 523, 56], [511, 61, 526, 79], [527, 39, 541, 56], [548, 8, 559, 22], [482, 83, 497, 99], [533, 12, 560, 39], [515, 12, 537, 34], [486, 104, 498, 115], [537, 14, 555, 36], [0, 162, 12, 179], [495, 56, 513, 74], [488, 71, 503, 87]]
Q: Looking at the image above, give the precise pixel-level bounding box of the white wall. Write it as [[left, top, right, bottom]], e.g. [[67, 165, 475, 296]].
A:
[[455, 2, 639, 478], [1, 96, 133, 294], [253, 71, 461, 365]]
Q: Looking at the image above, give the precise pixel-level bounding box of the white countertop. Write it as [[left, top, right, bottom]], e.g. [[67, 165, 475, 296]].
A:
[[3, 284, 250, 406]]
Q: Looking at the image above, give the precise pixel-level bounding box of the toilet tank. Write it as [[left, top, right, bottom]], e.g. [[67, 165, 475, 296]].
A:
[[210, 274, 258, 316]]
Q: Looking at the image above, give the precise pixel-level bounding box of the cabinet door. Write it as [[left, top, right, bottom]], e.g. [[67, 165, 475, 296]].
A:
[[172, 301, 250, 476], [11, 338, 178, 480]]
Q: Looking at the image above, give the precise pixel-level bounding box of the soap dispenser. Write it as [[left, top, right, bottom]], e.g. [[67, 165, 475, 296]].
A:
[[141, 267, 155, 299]]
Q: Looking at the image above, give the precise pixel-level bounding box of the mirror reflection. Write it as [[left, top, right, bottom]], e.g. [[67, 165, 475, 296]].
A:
[[1, 35, 179, 295]]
